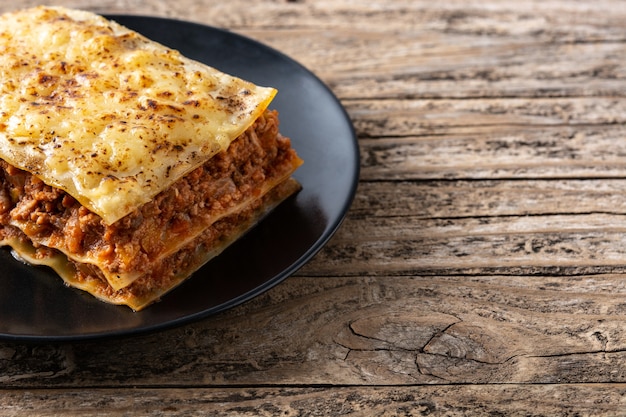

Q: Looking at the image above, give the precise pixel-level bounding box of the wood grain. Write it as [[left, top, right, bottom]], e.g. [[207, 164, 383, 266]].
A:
[[2, 0, 626, 415], [3, 274, 626, 388], [2, 385, 626, 416]]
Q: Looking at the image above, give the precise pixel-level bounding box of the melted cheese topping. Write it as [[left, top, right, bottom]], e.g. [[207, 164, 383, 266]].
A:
[[0, 7, 276, 224]]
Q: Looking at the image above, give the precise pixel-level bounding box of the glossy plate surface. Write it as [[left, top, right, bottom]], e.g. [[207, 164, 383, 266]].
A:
[[0, 16, 359, 342]]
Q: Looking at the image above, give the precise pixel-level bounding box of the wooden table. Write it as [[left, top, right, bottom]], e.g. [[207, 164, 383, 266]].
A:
[[2, 0, 626, 414]]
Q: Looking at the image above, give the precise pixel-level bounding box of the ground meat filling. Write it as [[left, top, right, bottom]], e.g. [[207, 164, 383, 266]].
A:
[[72, 178, 297, 304], [0, 109, 300, 282]]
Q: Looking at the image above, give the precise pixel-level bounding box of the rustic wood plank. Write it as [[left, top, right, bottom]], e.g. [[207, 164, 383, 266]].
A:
[[354, 100, 626, 180], [305, 213, 626, 276], [350, 98, 626, 136], [320, 221, 620, 276], [2, 384, 626, 416], [233, 26, 626, 100], [4, 274, 626, 387], [300, 178, 626, 276], [350, 180, 626, 218]]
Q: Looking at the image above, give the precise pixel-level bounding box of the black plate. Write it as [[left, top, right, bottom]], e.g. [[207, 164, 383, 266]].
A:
[[0, 16, 359, 342]]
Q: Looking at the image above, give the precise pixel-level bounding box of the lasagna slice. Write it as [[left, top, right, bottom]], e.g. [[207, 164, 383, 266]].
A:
[[0, 7, 302, 310]]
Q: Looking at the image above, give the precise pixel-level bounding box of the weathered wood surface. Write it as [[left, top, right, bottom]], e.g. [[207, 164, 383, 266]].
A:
[[2, 385, 626, 416], [3, 0, 626, 415]]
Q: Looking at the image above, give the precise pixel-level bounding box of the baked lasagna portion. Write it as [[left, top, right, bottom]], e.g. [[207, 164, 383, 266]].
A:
[[0, 7, 302, 310]]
